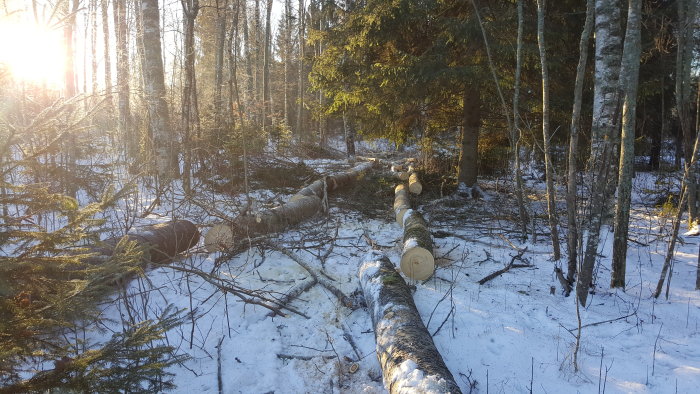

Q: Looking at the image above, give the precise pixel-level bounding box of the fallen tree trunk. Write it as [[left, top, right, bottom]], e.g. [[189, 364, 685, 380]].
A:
[[401, 210, 435, 280], [408, 172, 423, 195], [205, 161, 374, 251], [93, 220, 200, 264], [359, 253, 462, 394], [393, 184, 411, 226]]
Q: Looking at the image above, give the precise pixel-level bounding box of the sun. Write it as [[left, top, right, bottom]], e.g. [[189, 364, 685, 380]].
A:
[[0, 20, 66, 88]]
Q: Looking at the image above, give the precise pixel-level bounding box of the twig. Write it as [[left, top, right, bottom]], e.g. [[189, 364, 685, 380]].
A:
[[477, 248, 530, 285], [265, 242, 356, 309]]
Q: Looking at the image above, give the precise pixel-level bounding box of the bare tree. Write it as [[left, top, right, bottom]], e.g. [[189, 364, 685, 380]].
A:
[[181, 0, 200, 193], [512, 0, 529, 240], [565, 0, 594, 291], [611, 0, 642, 289], [536, 0, 561, 260]]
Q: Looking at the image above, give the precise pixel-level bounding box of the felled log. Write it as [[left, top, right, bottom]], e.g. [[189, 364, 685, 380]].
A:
[[408, 172, 422, 194], [93, 220, 200, 264], [359, 253, 462, 394], [205, 161, 374, 252], [393, 184, 411, 226], [401, 210, 435, 280]]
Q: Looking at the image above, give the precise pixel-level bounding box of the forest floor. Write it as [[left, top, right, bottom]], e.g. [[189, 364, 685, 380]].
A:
[[99, 141, 700, 394]]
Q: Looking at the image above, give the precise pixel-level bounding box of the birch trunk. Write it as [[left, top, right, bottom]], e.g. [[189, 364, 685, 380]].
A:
[[566, 0, 594, 291], [536, 0, 561, 261], [577, 0, 622, 306], [359, 253, 462, 393], [611, 0, 642, 289]]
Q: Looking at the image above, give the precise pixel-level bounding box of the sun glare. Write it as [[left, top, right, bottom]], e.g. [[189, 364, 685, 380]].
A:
[[0, 21, 66, 88]]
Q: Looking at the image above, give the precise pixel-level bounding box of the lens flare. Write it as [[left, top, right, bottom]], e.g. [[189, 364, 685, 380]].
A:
[[0, 21, 66, 88]]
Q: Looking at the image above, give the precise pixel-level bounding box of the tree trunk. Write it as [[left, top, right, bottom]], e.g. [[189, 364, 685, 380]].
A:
[[101, 0, 113, 108], [115, 0, 133, 158], [262, 0, 273, 134], [214, 0, 228, 133], [611, 0, 642, 289], [204, 161, 374, 251], [676, 0, 699, 224], [296, 0, 305, 138], [536, 0, 561, 261], [343, 110, 356, 158], [566, 0, 594, 292], [577, 0, 622, 306], [181, 0, 200, 194], [140, 0, 175, 179], [242, 0, 254, 112], [359, 253, 462, 393], [457, 84, 479, 187], [512, 0, 529, 241], [393, 184, 411, 226], [93, 220, 201, 266]]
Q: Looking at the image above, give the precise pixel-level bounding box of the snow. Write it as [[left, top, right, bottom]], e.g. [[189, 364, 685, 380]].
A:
[[388, 360, 453, 394], [14, 153, 700, 393]]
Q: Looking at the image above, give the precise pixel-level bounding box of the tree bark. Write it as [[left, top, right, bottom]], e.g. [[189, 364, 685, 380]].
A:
[[566, 0, 594, 292], [611, 0, 642, 289], [359, 253, 462, 393], [577, 0, 622, 306], [140, 0, 175, 179], [536, 0, 561, 261]]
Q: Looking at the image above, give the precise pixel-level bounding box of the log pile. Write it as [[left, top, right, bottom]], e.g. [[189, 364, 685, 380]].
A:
[[205, 161, 374, 252], [359, 253, 462, 393]]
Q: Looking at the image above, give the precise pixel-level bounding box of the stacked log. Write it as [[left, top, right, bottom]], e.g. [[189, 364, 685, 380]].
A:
[[205, 161, 374, 252], [359, 253, 462, 394]]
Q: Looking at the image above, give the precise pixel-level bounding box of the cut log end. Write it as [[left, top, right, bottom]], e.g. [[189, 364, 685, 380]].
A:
[[204, 223, 234, 252], [408, 172, 422, 194], [400, 246, 435, 280]]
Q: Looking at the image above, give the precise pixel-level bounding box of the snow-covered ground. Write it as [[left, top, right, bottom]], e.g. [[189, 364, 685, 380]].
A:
[[90, 153, 700, 394]]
